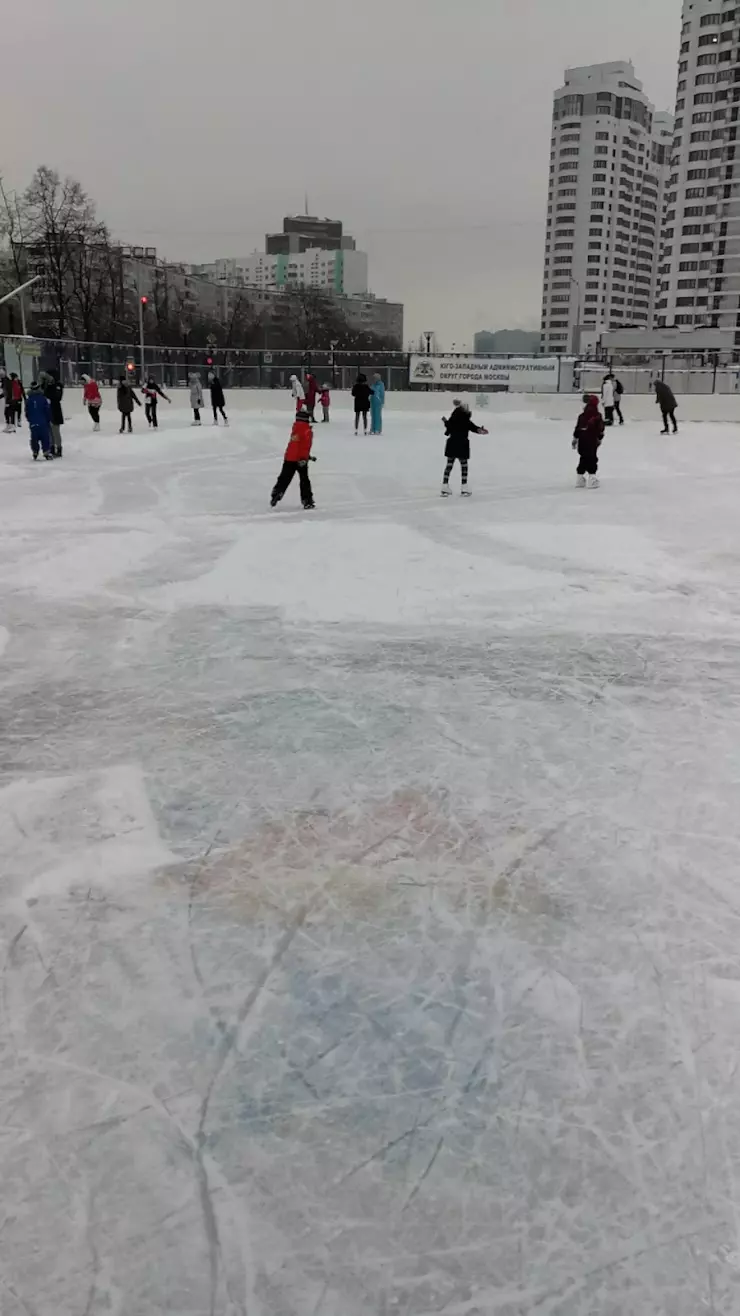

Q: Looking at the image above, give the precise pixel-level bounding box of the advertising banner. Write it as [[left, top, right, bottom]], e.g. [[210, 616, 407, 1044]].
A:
[[409, 354, 560, 392]]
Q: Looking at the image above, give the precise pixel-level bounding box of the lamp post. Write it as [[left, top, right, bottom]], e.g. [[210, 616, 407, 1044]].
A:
[[424, 330, 433, 355], [138, 294, 147, 382], [569, 277, 581, 355]]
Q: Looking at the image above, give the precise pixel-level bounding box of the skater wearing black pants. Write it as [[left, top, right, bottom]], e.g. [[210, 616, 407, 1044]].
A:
[[572, 394, 604, 488], [1, 370, 13, 431], [352, 373, 372, 434], [654, 379, 678, 433], [270, 407, 315, 509], [142, 377, 170, 427], [117, 376, 141, 433], [209, 371, 228, 425], [440, 399, 488, 496]]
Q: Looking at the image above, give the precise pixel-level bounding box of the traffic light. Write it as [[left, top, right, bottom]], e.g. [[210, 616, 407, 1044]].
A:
[[206, 356, 213, 366], [140, 295, 148, 305], [126, 360, 135, 373]]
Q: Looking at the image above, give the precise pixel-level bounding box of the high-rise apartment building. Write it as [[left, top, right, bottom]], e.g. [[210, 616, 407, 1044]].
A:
[[540, 62, 673, 355], [658, 0, 740, 336]]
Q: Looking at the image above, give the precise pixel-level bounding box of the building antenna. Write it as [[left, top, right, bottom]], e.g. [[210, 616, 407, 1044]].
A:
[[305, 191, 309, 216]]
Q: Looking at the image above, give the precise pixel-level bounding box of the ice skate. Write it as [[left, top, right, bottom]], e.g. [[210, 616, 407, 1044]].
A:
[[460, 488, 472, 497], [576, 473, 587, 488], [587, 474, 599, 488], [302, 501, 315, 510], [93, 423, 100, 432], [223, 418, 229, 427], [440, 486, 452, 497], [44, 452, 54, 461]]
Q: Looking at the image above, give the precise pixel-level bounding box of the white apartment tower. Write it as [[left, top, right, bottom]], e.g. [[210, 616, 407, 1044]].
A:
[[540, 62, 673, 355], [659, 0, 740, 341]]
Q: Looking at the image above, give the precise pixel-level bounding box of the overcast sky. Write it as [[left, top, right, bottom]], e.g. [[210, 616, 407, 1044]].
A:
[[3, 0, 679, 347]]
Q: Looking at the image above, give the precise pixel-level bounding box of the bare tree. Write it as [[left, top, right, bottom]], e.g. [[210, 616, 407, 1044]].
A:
[[23, 166, 99, 338]]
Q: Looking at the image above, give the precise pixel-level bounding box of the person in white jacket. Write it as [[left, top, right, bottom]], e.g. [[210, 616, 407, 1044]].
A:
[[189, 373, 204, 425], [601, 375, 616, 426], [290, 374, 305, 412]]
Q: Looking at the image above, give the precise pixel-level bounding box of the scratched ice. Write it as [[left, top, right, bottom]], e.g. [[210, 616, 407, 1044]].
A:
[[3, 399, 740, 1314]]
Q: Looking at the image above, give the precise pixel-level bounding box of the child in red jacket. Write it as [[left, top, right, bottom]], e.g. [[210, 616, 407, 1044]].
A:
[[319, 383, 331, 423], [270, 407, 315, 509], [572, 393, 605, 488]]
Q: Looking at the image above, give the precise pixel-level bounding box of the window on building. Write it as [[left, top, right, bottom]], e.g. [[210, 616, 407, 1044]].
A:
[[700, 11, 720, 24], [584, 294, 599, 302], [694, 92, 715, 104], [595, 131, 610, 140], [560, 147, 580, 156], [594, 145, 609, 154], [682, 224, 702, 235], [697, 53, 718, 65], [698, 32, 721, 46], [559, 173, 578, 183], [554, 242, 574, 250], [685, 186, 706, 198], [678, 260, 699, 271], [592, 187, 606, 196], [558, 189, 577, 196], [689, 148, 710, 160], [687, 168, 708, 179], [695, 72, 717, 85]]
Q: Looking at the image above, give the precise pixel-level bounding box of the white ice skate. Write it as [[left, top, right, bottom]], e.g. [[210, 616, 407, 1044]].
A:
[[440, 486, 452, 497], [460, 488, 472, 497], [587, 475, 600, 488], [93, 423, 100, 432], [223, 418, 229, 427], [191, 420, 201, 427], [576, 473, 586, 488]]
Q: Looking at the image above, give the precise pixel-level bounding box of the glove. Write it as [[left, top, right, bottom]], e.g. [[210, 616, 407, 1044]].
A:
[[571, 438, 577, 450], [480, 427, 489, 435], [309, 455, 317, 462]]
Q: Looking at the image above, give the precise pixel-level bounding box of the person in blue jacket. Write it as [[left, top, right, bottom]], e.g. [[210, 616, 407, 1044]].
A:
[[370, 373, 386, 435], [25, 381, 53, 460]]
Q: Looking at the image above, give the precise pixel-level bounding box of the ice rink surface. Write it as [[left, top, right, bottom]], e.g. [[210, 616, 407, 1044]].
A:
[[4, 398, 740, 1314]]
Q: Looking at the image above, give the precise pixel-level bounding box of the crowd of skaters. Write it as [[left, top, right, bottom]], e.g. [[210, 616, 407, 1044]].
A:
[[2, 361, 683, 501]]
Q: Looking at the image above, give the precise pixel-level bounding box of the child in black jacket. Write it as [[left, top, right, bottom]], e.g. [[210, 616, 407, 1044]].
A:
[[441, 400, 488, 496]]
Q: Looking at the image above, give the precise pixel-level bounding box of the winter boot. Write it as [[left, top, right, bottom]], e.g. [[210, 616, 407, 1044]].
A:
[[576, 473, 587, 488], [587, 474, 599, 488]]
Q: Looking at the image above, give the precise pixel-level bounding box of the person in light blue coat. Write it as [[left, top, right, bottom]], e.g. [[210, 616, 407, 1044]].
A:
[[370, 373, 386, 434]]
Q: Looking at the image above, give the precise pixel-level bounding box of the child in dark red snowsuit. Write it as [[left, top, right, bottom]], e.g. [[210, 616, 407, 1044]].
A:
[[572, 394, 605, 488], [270, 407, 315, 509]]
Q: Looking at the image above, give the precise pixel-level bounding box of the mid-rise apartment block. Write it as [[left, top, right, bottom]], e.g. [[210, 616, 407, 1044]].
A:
[[194, 247, 369, 297], [658, 0, 740, 339], [540, 62, 673, 355]]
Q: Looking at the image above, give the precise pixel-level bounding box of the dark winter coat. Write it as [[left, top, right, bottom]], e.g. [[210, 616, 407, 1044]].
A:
[[43, 378, 64, 425], [443, 406, 486, 461], [209, 376, 225, 406], [304, 374, 319, 407], [654, 380, 677, 412], [142, 382, 168, 403], [0, 374, 11, 403], [25, 388, 51, 434], [117, 383, 141, 414], [573, 396, 605, 452], [352, 377, 373, 412]]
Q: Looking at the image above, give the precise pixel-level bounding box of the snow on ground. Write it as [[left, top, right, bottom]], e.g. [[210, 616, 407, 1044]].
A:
[[3, 398, 740, 1313]]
